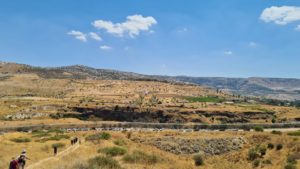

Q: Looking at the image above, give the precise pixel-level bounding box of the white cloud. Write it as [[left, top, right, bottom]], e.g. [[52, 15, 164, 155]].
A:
[[92, 14, 157, 38], [100, 45, 112, 50], [67, 30, 87, 42], [224, 50, 233, 55], [89, 32, 102, 41], [249, 42, 257, 47], [260, 6, 300, 25]]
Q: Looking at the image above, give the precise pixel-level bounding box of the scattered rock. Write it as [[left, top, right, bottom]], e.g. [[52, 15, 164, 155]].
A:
[[132, 136, 246, 155]]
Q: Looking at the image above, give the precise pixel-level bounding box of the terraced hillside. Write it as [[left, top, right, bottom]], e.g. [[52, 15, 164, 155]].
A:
[[0, 62, 299, 126]]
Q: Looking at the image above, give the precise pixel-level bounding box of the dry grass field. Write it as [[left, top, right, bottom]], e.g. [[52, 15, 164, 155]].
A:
[[1, 130, 300, 169]]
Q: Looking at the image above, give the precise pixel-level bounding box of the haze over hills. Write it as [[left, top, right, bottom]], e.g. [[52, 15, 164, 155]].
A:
[[1, 61, 300, 101]]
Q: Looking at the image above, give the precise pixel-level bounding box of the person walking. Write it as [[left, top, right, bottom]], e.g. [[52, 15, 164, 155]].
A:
[[17, 155, 25, 169], [18, 150, 30, 169], [53, 146, 58, 156], [9, 157, 19, 169]]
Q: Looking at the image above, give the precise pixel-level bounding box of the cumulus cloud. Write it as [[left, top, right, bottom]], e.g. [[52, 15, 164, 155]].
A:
[[260, 6, 300, 25], [67, 30, 87, 42], [100, 45, 112, 50], [92, 14, 157, 38], [224, 50, 233, 55], [89, 32, 102, 41]]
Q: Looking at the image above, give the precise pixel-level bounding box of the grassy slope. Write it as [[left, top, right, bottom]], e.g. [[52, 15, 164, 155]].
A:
[[1, 130, 300, 169]]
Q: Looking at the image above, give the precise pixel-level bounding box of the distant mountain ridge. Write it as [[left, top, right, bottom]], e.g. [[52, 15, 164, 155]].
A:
[[159, 76, 300, 101], [1, 61, 300, 100]]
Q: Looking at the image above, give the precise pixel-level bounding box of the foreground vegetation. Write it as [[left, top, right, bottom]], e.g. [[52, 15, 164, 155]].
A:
[[1, 130, 300, 169]]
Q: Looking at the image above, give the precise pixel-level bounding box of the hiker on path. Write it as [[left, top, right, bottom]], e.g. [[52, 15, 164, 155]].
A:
[[53, 146, 58, 156], [9, 157, 19, 169], [18, 150, 30, 169]]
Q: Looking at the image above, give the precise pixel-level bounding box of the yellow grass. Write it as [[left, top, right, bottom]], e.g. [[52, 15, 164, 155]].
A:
[[1, 130, 299, 169]]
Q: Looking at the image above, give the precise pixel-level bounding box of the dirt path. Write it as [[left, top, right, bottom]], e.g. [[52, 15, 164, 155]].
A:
[[27, 142, 80, 169]]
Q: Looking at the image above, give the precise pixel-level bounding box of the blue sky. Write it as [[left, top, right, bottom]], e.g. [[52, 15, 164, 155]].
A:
[[1, 0, 300, 78]]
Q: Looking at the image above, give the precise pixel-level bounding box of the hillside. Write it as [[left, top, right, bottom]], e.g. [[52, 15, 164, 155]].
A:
[[161, 76, 300, 101], [1, 61, 299, 101], [0, 61, 299, 125]]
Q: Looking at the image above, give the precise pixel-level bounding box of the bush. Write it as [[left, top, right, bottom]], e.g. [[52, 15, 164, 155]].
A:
[[88, 156, 122, 169], [271, 130, 282, 135], [193, 154, 204, 166], [267, 143, 274, 149], [258, 146, 267, 156], [253, 126, 264, 132], [99, 132, 111, 140], [10, 137, 31, 143], [32, 131, 51, 138], [287, 154, 298, 165], [52, 143, 65, 149], [262, 159, 272, 164], [287, 130, 300, 137], [276, 144, 283, 150], [123, 150, 159, 165], [253, 159, 260, 167], [99, 147, 127, 156], [248, 148, 259, 161], [86, 132, 111, 142], [114, 139, 127, 146], [285, 163, 296, 169]]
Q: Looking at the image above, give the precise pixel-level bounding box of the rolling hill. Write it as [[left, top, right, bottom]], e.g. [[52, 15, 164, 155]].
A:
[[1, 61, 300, 100]]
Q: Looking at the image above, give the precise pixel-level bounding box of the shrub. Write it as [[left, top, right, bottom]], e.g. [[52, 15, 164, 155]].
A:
[[253, 159, 260, 167], [10, 137, 31, 143], [99, 147, 127, 156], [99, 132, 111, 140], [258, 146, 267, 156], [52, 143, 65, 149], [276, 144, 283, 150], [271, 130, 282, 135], [88, 156, 122, 169], [262, 159, 272, 164], [287, 130, 300, 137], [114, 139, 127, 146], [253, 126, 264, 132], [86, 132, 111, 142], [248, 148, 259, 161], [287, 154, 298, 165], [32, 131, 51, 138], [193, 154, 204, 166], [123, 150, 159, 165], [285, 163, 296, 169], [267, 143, 274, 149]]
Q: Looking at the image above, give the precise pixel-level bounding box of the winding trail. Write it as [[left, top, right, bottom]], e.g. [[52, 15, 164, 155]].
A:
[[27, 142, 80, 169]]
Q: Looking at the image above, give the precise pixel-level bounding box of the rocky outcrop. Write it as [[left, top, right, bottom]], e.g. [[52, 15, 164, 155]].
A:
[[132, 136, 246, 155], [4, 112, 48, 120], [69, 106, 274, 123]]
